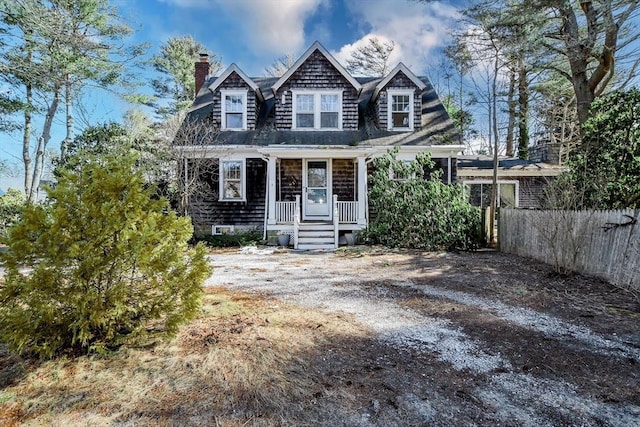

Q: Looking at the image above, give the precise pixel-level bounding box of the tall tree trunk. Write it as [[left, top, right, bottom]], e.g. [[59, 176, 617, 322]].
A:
[[489, 53, 500, 247], [28, 85, 61, 202], [517, 57, 529, 159], [458, 72, 464, 145], [23, 82, 33, 198], [61, 75, 73, 163], [506, 68, 516, 157], [557, 0, 633, 127]]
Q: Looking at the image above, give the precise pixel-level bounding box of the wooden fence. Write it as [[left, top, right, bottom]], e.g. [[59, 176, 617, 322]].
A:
[[499, 209, 640, 291]]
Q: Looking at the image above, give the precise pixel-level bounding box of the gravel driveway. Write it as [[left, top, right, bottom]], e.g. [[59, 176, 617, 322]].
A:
[[205, 247, 640, 426]]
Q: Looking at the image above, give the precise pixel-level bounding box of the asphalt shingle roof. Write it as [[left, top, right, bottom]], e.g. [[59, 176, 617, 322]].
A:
[[185, 74, 458, 147]]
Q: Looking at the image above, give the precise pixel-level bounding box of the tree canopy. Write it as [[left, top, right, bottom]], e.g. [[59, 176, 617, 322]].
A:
[[565, 88, 640, 209], [0, 0, 145, 201], [150, 36, 221, 118], [345, 37, 396, 77]]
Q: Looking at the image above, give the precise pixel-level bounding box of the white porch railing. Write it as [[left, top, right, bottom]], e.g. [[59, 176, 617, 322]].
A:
[[333, 195, 339, 248], [276, 198, 358, 225], [337, 201, 358, 224], [293, 195, 300, 249], [275, 200, 297, 223]]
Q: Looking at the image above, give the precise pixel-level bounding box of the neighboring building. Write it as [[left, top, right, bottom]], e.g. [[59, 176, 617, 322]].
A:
[[457, 156, 567, 209], [176, 41, 462, 249]]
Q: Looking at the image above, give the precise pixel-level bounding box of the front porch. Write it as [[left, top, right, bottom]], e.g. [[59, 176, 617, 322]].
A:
[[272, 195, 363, 250], [262, 150, 370, 250]]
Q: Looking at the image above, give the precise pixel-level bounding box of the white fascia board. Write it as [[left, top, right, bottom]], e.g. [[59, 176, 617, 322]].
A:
[[174, 143, 466, 160], [208, 63, 264, 102], [373, 63, 427, 101], [258, 145, 377, 159], [172, 145, 262, 159], [271, 41, 362, 95], [457, 168, 568, 177], [369, 145, 466, 158]]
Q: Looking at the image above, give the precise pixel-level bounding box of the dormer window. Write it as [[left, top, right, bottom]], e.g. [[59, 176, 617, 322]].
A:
[[292, 90, 342, 130], [387, 89, 415, 131], [221, 90, 247, 130]]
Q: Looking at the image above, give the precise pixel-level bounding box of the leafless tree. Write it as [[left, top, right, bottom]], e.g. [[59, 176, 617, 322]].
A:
[[264, 53, 297, 77], [346, 37, 395, 77]]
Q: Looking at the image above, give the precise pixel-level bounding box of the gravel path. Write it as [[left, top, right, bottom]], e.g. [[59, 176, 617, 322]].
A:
[[205, 248, 640, 426]]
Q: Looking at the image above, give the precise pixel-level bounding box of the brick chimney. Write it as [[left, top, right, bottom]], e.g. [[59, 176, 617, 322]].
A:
[[194, 53, 210, 97]]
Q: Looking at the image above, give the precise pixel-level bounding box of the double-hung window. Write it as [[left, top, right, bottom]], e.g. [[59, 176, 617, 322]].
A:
[[221, 90, 247, 130], [219, 159, 246, 201], [293, 91, 342, 130], [387, 89, 415, 131]]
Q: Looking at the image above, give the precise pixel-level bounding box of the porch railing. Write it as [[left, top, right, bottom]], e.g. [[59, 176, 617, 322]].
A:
[[333, 195, 339, 248], [337, 201, 358, 224], [293, 195, 300, 249], [275, 198, 358, 225], [275, 201, 297, 223]]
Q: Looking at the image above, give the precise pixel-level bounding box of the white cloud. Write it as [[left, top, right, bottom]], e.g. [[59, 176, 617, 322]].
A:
[[161, 0, 326, 56], [341, 0, 460, 74], [220, 0, 325, 55]]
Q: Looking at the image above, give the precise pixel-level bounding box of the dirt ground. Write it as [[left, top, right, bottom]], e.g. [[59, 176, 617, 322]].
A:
[[207, 246, 640, 426]]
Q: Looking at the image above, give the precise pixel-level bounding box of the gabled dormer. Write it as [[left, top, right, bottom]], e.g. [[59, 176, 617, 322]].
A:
[[209, 64, 264, 131], [271, 41, 362, 131], [372, 63, 426, 132]]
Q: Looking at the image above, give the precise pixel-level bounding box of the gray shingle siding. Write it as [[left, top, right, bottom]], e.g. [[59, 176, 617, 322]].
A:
[[274, 51, 359, 130], [212, 71, 258, 130], [377, 71, 422, 131]]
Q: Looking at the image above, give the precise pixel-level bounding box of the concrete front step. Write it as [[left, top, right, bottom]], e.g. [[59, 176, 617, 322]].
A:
[[298, 225, 334, 232], [297, 243, 336, 250], [298, 237, 335, 245], [296, 222, 337, 250], [298, 231, 334, 238]]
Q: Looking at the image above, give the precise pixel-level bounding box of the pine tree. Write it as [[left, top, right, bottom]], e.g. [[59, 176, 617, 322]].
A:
[[0, 152, 211, 358]]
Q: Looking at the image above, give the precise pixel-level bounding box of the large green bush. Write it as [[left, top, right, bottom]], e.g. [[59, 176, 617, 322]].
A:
[[365, 150, 481, 251], [0, 188, 25, 239], [0, 153, 211, 358], [542, 89, 640, 210]]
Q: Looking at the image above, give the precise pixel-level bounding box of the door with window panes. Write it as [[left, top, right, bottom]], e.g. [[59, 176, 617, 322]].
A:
[[303, 159, 331, 220]]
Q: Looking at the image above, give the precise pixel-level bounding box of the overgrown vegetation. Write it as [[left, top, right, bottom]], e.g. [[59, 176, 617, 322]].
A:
[[543, 89, 640, 210], [0, 287, 369, 425], [0, 153, 211, 358], [0, 189, 25, 239], [194, 230, 263, 248], [364, 150, 481, 251]]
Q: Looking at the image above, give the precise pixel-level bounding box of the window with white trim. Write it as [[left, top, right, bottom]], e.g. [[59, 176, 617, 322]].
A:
[[292, 91, 342, 130], [219, 159, 246, 201], [221, 90, 247, 130], [463, 180, 519, 208], [387, 89, 415, 131]]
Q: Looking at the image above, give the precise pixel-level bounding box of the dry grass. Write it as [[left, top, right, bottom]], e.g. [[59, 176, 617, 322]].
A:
[[0, 287, 370, 426]]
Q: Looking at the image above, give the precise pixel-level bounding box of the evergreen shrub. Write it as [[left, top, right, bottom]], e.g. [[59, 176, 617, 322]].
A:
[[0, 153, 211, 358], [364, 150, 481, 251]]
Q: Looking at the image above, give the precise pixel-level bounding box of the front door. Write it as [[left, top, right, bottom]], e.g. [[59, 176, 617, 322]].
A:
[[303, 159, 331, 220]]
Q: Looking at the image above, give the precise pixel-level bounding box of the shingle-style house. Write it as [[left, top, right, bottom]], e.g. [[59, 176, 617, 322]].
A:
[[177, 41, 464, 249], [458, 156, 567, 209]]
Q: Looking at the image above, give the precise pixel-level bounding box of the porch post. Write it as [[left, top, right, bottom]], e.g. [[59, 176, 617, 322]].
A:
[[357, 156, 367, 226], [267, 156, 277, 225]]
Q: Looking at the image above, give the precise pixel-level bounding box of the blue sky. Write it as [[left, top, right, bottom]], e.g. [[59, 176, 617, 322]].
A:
[[1, 0, 462, 190]]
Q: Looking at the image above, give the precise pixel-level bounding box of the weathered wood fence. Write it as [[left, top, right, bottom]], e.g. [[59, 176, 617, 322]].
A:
[[499, 209, 640, 291]]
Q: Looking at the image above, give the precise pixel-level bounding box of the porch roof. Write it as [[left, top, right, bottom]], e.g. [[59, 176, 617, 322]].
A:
[[457, 155, 568, 177], [176, 144, 465, 159]]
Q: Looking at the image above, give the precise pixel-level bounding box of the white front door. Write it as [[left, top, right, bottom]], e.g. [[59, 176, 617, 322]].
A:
[[303, 159, 331, 220]]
